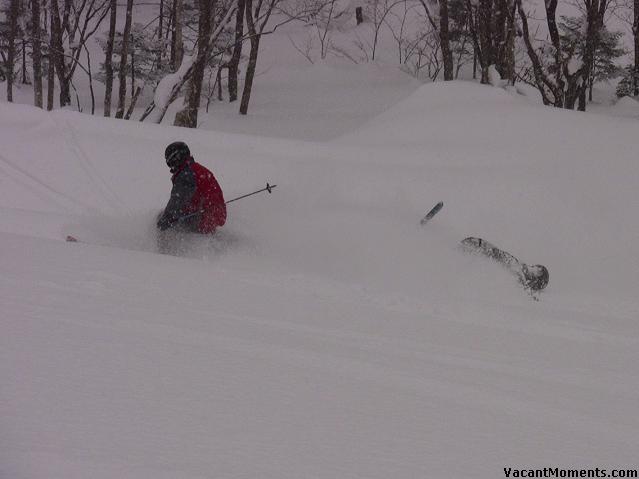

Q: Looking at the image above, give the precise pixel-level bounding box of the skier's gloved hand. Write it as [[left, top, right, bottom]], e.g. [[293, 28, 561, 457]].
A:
[[157, 215, 174, 231]]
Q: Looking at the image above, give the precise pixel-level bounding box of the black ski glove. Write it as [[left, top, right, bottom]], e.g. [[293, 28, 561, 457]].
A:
[[157, 215, 174, 231]]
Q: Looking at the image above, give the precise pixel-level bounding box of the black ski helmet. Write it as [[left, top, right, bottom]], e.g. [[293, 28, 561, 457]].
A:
[[524, 264, 549, 292], [165, 141, 190, 170]]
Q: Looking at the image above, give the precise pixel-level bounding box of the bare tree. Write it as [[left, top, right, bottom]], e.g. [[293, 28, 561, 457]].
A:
[[314, 0, 338, 60], [6, 0, 19, 102], [478, 0, 496, 83], [174, 0, 216, 127], [417, 0, 468, 81], [576, 0, 611, 109], [171, 0, 184, 70], [20, 6, 28, 85], [517, 0, 611, 110], [634, 0, 639, 94], [228, 0, 245, 101], [48, 0, 67, 104], [439, 0, 454, 79], [115, 0, 134, 118], [103, 0, 117, 116], [464, 0, 516, 84], [516, 0, 564, 105], [158, 0, 165, 67], [47, 1, 55, 110], [280, 0, 355, 64], [384, 0, 412, 64], [49, 0, 110, 107], [239, 0, 279, 115], [366, 0, 406, 61], [32, 0, 43, 107], [403, 27, 443, 80], [139, 2, 238, 124], [83, 43, 97, 113]]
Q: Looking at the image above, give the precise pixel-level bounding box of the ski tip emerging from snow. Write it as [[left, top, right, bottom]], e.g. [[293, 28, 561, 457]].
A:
[[420, 201, 444, 225]]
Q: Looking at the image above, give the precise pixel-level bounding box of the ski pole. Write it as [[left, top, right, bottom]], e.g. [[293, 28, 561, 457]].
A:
[[225, 182, 277, 204], [174, 183, 277, 222]]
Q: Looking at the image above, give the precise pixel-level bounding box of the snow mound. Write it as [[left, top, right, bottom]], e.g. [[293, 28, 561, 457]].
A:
[[2, 80, 639, 479], [612, 95, 639, 114]]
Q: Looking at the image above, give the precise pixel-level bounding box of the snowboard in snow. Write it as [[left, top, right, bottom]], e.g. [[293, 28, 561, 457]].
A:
[[460, 237, 549, 294]]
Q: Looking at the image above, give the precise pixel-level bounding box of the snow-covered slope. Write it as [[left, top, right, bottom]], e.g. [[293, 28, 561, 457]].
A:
[[337, 82, 639, 302], [2, 81, 639, 479]]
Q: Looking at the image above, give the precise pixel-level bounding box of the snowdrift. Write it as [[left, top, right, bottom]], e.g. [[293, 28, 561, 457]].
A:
[[2, 81, 639, 479]]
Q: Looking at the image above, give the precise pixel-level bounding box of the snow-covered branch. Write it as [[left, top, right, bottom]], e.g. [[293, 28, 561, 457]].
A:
[[140, 1, 239, 124]]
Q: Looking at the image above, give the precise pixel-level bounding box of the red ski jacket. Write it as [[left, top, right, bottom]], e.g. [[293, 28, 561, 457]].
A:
[[161, 158, 226, 234]]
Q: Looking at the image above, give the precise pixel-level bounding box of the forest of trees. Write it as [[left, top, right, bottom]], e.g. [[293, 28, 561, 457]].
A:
[[0, 0, 638, 126]]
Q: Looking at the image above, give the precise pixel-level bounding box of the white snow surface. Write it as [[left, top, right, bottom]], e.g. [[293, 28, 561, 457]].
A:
[[2, 79, 639, 479]]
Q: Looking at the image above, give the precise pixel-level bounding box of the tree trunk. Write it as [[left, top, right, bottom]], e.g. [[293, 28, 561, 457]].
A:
[[171, 0, 184, 71], [468, 0, 516, 84], [478, 0, 493, 84], [574, 0, 606, 111], [47, 2, 55, 111], [140, 3, 238, 124], [500, 0, 516, 84], [634, 0, 639, 96], [173, 0, 215, 128], [22, 38, 28, 84], [32, 0, 43, 107], [544, 0, 564, 102], [50, 0, 71, 106], [473, 49, 477, 79], [492, 0, 505, 76], [578, 87, 587, 111], [59, 76, 71, 106], [124, 86, 142, 119], [42, 0, 110, 111], [355, 6, 363, 25], [228, 0, 245, 102], [115, 0, 134, 119], [158, 0, 164, 68], [466, 1, 481, 81], [240, 0, 267, 115], [217, 66, 223, 100], [440, 0, 453, 81], [517, 0, 570, 106], [6, 0, 19, 102], [103, 0, 117, 116], [131, 52, 135, 97], [164, 2, 173, 44], [239, 34, 259, 115]]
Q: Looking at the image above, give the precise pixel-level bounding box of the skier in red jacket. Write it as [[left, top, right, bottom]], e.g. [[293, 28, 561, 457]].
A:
[[157, 142, 226, 243]]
